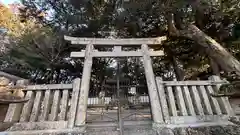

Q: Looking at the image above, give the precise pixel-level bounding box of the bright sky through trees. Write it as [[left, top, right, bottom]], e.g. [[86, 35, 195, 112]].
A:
[[1, 0, 19, 5]]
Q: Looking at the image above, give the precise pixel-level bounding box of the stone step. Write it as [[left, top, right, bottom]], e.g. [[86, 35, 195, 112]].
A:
[[86, 123, 158, 135], [86, 126, 157, 135]]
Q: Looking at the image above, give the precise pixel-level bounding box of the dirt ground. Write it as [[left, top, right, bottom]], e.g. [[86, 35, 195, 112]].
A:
[[0, 105, 8, 122]]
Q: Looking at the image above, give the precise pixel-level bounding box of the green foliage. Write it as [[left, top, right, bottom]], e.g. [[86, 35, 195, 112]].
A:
[[1, 0, 240, 96]]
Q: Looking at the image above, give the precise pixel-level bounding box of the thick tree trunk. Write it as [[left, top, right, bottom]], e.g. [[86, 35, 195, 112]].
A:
[[177, 24, 240, 76], [209, 57, 220, 76], [165, 0, 240, 77]]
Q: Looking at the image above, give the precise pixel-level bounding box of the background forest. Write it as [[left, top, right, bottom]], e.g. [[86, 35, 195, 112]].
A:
[[0, 0, 240, 95]]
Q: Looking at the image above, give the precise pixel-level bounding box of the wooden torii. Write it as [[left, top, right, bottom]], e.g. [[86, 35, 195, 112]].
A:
[[64, 36, 167, 126]]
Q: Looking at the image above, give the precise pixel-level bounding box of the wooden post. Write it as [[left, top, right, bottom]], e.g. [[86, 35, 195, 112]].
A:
[[19, 90, 34, 122], [190, 86, 204, 115], [49, 90, 60, 121], [205, 85, 222, 115], [75, 44, 93, 126], [59, 90, 69, 120], [156, 77, 170, 123], [209, 75, 234, 115], [182, 86, 196, 116], [198, 85, 213, 115], [4, 79, 29, 122], [141, 44, 164, 124], [166, 86, 178, 116], [68, 78, 81, 128], [29, 91, 42, 122], [175, 85, 188, 116], [172, 78, 188, 116], [39, 90, 51, 121]]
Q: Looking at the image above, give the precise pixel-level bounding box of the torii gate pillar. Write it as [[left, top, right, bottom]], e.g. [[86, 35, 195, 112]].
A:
[[75, 44, 93, 126]]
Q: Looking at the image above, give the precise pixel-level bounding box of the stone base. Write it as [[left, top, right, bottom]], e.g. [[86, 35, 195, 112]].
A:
[[86, 124, 157, 135], [173, 125, 240, 135], [2, 124, 240, 135]]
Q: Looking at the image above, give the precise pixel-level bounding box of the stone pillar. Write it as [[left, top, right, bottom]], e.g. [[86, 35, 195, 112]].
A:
[[75, 44, 93, 126], [141, 44, 164, 124], [68, 78, 81, 128]]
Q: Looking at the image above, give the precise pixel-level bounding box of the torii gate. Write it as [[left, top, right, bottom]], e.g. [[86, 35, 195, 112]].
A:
[[64, 35, 167, 126]]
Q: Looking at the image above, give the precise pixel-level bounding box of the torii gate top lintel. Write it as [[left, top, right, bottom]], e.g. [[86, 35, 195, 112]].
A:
[[65, 35, 166, 58], [64, 35, 167, 45]]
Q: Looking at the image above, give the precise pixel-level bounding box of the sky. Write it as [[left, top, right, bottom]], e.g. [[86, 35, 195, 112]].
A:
[[1, 0, 19, 5]]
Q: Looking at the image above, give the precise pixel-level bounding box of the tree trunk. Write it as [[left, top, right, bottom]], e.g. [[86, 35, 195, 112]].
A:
[[172, 56, 185, 80], [165, 0, 240, 77], [209, 57, 220, 76], [177, 24, 240, 76], [167, 13, 240, 76]]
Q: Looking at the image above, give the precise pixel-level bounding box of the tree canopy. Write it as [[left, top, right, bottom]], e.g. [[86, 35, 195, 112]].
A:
[[0, 0, 240, 94]]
